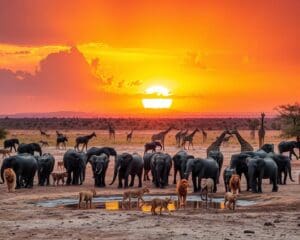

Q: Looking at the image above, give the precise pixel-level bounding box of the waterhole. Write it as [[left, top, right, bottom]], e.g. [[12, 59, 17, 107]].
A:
[[35, 195, 255, 211]]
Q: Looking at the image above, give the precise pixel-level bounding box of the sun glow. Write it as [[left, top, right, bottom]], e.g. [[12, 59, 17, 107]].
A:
[[142, 85, 173, 109]]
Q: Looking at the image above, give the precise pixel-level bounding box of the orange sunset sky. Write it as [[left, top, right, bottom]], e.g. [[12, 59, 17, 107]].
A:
[[0, 0, 299, 117]]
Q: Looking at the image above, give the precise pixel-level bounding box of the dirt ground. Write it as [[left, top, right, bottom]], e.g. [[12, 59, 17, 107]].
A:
[[0, 130, 300, 240]]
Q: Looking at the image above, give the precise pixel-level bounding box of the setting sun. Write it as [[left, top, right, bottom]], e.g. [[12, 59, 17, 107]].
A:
[[142, 85, 173, 109]]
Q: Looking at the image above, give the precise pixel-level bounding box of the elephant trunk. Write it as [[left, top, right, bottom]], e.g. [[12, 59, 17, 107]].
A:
[[109, 165, 119, 185], [0, 165, 5, 184], [287, 164, 295, 182]]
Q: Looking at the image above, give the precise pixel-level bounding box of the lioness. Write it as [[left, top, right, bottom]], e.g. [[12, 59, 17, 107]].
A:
[[224, 192, 237, 210], [150, 198, 172, 215], [122, 187, 150, 209], [229, 174, 241, 195], [4, 168, 16, 192], [201, 178, 214, 201], [78, 189, 97, 209], [51, 172, 68, 186]]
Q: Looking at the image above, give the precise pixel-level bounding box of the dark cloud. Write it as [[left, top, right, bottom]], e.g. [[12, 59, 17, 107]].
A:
[[0, 46, 103, 110]]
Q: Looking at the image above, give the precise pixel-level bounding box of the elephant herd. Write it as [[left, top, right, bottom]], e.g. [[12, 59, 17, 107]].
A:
[[0, 139, 296, 194]]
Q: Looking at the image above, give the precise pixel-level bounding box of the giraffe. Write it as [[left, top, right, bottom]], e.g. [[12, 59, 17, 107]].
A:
[[175, 129, 188, 147], [206, 130, 231, 155], [231, 129, 254, 152], [258, 112, 266, 148], [39, 128, 50, 138], [108, 124, 115, 141], [126, 130, 134, 142], [175, 130, 183, 147], [181, 128, 200, 150], [151, 127, 173, 150], [201, 129, 207, 143]]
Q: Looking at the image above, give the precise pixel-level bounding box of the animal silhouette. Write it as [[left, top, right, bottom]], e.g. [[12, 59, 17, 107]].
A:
[[258, 112, 266, 148], [151, 127, 173, 150]]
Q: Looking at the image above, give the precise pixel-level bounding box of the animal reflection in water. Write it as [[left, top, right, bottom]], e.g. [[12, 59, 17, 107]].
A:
[[65, 200, 225, 211]]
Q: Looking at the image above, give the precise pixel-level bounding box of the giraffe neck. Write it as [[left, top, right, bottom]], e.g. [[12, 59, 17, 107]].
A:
[[189, 130, 198, 138], [214, 131, 227, 146], [235, 131, 247, 144], [261, 116, 265, 129]]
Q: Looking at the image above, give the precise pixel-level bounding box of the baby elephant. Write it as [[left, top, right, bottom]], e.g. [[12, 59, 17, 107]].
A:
[[78, 189, 97, 209], [201, 178, 214, 201], [151, 198, 172, 215], [224, 192, 237, 210]]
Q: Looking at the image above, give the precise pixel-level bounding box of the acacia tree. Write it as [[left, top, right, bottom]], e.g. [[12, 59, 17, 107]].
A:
[[276, 103, 300, 139]]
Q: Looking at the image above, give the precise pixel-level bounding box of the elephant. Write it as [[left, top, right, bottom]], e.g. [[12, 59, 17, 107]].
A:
[[278, 141, 300, 160], [247, 156, 278, 193], [18, 143, 42, 156], [63, 149, 86, 185], [0, 153, 38, 188], [269, 153, 294, 184], [172, 150, 194, 184], [143, 152, 154, 181], [184, 157, 219, 193], [207, 150, 223, 184], [229, 150, 269, 191], [86, 147, 117, 163], [110, 152, 144, 188], [223, 167, 236, 192], [36, 153, 55, 186], [150, 152, 172, 188], [4, 138, 19, 152], [260, 143, 275, 153], [89, 153, 109, 187]]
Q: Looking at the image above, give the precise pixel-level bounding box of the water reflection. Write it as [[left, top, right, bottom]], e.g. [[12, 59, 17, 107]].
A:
[[64, 200, 225, 211]]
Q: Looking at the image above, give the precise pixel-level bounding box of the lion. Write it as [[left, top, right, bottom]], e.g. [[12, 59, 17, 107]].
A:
[[229, 174, 241, 195], [0, 149, 11, 158], [200, 178, 214, 201], [224, 192, 237, 210], [51, 172, 68, 186], [176, 179, 189, 208], [78, 189, 97, 209], [122, 187, 150, 209], [150, 198, 172, 215], [4, 168, 16, 192]]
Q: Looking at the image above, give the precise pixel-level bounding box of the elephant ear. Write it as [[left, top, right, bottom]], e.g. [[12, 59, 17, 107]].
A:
[[123, 153, 133, 163]]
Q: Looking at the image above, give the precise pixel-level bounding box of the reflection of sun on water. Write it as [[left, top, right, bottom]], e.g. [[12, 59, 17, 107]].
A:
[[142, 85, 173, 109], [141, 203, 176, 212], [105, 201, 119, 210]]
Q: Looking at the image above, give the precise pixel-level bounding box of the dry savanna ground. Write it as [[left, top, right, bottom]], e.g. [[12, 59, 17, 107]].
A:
[[0, 130, 300, 240]]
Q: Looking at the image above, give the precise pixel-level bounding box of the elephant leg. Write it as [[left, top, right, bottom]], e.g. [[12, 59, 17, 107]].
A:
[[283, 169, 287, 185], [118, 174, 123, 188], [244, 173, 250, 191], [291, 149, 298, 160], [257, 177, 262, 193], [173, 168, 177, 184], [124, 175, 129, 188], [192, 176, 197, 192], [129, 174, 135, 187], [197, 177, 201, 192], [138, 173, 142, 188], [15, 173, 21, 189], [66, 171, 72, 185], [213, 178, 217, 193]]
